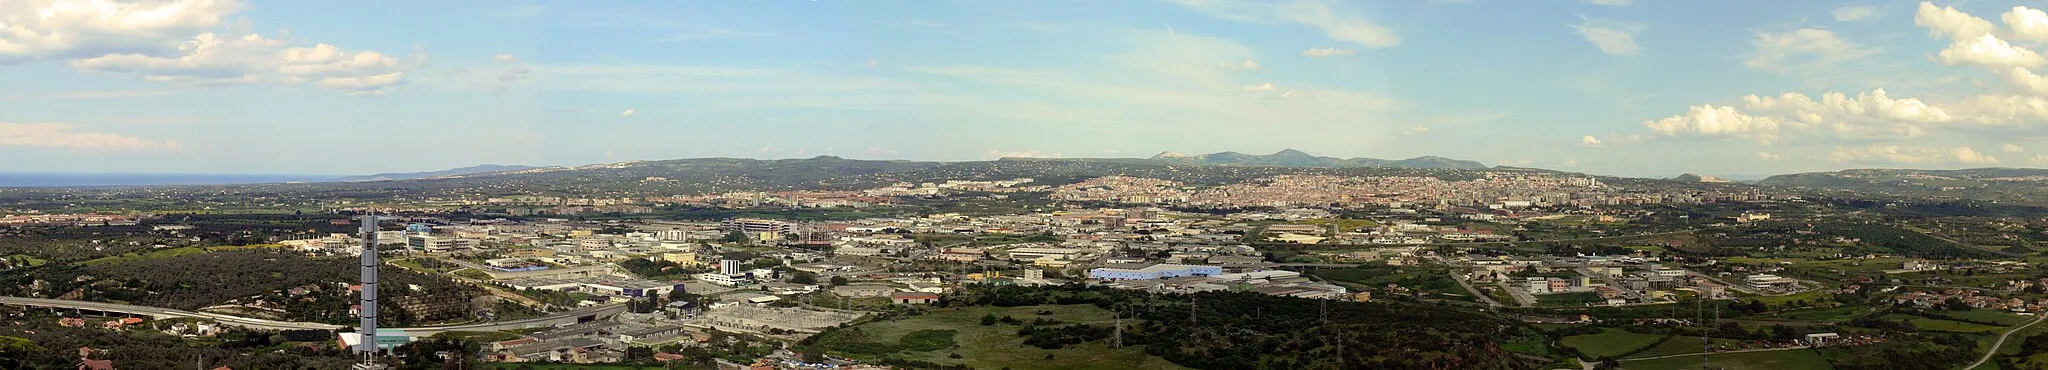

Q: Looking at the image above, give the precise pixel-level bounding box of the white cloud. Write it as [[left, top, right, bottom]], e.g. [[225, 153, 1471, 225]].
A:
[[1757, 152, 1784, 160], [1936, 33, 2045, 69], [2034, 154, 2048, 164], [494, 53, 519, 62], [1828, 145, 1998, 165], [1916, 2, 1997, 39], [2008, 6, 2048, 43], [0, 123, 179, 151], [1403, 126, 1430, 136], [1642, 104, 1784, 143], [69, 33, 417, 94], [1582, 0, 1632, 6], [1172, 0, 1399, 48], [1219, 59, 1261, 70], [1301, 47, 1356, 57], [2005, 143, 2026, 152], [3, 1, 413, 95], [1564, 159, 1579, 166], [866, 59, 879, 69], [986, 150, 1063, 159], [1568, 17, 1646, 57], [1835, 6, 1877, 22], [0, 0, 243, 63], [1953, 146, 1999, 164], [1241, 83, 1277, 91], [1580, 135, 1605, 147], [1745, 28, 1878, 74], [619, 108, 636, 117], [1280, 90, 1306, 99]]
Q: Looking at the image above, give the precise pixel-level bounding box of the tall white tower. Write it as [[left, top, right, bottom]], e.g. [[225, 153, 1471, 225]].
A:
[[354, 215, 388, 370]]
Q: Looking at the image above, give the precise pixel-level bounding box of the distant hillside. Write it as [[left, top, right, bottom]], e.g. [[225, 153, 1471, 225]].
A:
[[332, 164, 539, 182], [1670, 173, 1732, 183], [1036, 149, 1489, 169], [1758, 168, 2048, 204]]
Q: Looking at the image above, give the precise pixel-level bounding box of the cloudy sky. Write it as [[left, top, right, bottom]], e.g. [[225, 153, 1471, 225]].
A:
[[6, 0, 2048, 178]]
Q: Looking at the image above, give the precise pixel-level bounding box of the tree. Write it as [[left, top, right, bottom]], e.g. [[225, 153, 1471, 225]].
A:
[[981, 314, 999, 326], [1943, 297, 1972, 311], [790, 271, 819, 284], [830, 276, 850, 286], [724, 231, 748, 243], [626, 346, 654, 361]]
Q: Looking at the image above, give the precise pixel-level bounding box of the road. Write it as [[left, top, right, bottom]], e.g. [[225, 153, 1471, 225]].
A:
[[0, 296, 625, 335], [1617, 345, 1812, 361], [1251, 224, 1745, 250], [1968, 315, 2047, 369], [1451, 273, 1504, 308], [1495, 281, 1536, 307], [0, 296, 342, 331]]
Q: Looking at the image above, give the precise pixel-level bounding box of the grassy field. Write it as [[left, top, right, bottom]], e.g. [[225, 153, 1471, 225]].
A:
[[1626, 336, 1745, 359], [1560, 328, 1666, 359], [4, 254, 48, 267], [808, 304, 1186, 370], [1941, 310, 2034, 326], [1762, 306, 1872, 323], [1309, 266, 1466, 297], [1300, 218, 1379, 232], [1622, 348, 1833, 370], [1538, 291, 1606, 306], [78, 244, 284, 266], [1886, 315, 2004, 333]]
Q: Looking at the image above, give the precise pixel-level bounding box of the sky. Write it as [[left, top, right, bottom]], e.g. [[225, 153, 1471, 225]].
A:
[[7, 0, 2048, 178]]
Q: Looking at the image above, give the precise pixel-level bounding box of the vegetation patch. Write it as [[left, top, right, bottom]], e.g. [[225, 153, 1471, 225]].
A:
[[1623, 348, 1832, 370], [1560, 328, 1665, 359]]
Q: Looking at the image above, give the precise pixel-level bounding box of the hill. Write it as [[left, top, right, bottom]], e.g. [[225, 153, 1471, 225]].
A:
[[1757, 168, 2048, 204], [331, 164, 539, 182], [1125, 149, 1488, 169]]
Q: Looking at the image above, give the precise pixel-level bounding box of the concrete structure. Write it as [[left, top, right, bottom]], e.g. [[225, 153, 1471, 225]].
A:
[[892, 292, 940, 305], [693, 273, 746, 287], [719, 259, 742, 275], [1088, 264, 1222, 281], [832, 284, 895, 298]]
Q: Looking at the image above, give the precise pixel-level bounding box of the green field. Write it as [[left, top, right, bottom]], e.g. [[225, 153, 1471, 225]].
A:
[[1621, 348, 1832, 370], [79, 244, 285, 266], [1309, 266, 1466, 298], [1561, 328, 1666, 359], [1939, 310, 2033, 326], [1626, 336, 1745, 359], [1887, 315, 2005, 333], [1762, 306, 1872, 323], [4, 254, 48, 267], [1538, 291, 1606, 306], [806, 304, 1187, 370]]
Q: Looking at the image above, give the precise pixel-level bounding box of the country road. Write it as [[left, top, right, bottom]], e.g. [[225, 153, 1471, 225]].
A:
[[1618, 345, 1811, 361], [1969, 315, 2046, 369]]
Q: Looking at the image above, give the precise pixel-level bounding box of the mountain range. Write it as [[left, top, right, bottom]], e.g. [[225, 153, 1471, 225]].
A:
[[330, 164, 540, 182], [1134, 149, 1490, 169]]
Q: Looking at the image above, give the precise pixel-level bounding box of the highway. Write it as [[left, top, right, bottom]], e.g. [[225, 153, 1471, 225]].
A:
[[0, 296, 342, 331], [0, 296, 626, 335]]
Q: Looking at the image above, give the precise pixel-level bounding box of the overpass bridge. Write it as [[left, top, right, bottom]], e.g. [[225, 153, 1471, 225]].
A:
[[0, 296, 626, 335]]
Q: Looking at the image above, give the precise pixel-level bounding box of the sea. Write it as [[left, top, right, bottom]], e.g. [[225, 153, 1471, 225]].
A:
[[0, 173, 339, 187]]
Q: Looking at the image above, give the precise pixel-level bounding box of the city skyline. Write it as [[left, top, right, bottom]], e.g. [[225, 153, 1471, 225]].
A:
[[6, 0, 2048, 178]]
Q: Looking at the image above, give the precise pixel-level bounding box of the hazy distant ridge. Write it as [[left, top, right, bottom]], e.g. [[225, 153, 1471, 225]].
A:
[[331, 164, 539, 182], [1014, 149, 1490, 169]]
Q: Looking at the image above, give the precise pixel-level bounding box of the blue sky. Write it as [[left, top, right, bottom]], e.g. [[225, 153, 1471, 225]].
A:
[[5, 0, 2048, 178]]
